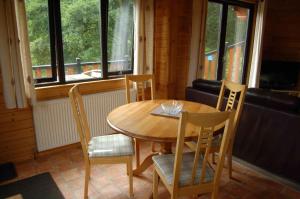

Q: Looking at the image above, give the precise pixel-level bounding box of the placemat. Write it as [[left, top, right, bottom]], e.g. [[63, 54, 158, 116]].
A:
[[150, 105, 181, 118]]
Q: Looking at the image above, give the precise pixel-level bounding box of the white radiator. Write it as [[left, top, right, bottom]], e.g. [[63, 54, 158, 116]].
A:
[[33, 89, 135, 152]]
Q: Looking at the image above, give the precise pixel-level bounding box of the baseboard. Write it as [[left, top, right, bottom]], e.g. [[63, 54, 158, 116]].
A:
[[35, 142, 81, 158], [233, 156, 300, 192]]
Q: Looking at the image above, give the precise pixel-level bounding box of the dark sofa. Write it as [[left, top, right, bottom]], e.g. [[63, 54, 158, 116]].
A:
[[186, 79, 300, 183]]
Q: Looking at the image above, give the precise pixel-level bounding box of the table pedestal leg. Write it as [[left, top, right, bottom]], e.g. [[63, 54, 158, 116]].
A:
[[133, 142, 172, 176], [160, 143, 172, 154], [133, 153, 158, 175]]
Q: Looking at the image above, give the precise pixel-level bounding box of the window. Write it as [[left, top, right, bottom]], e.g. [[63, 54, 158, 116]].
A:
[[203, 0, 253, 83], [25, 0, 134, 86]]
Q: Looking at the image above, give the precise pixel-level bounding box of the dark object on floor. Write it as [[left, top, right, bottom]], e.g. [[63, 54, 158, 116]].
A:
[[0, 172, 64, 199], [0, 162, 17, 183]]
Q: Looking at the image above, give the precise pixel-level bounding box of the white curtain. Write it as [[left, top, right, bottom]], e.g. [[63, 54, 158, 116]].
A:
[[0, 0, 35, 109], [134, 0, 154, 75], [187, 0, 208, 86], [248, 0, 267, 88], [110, 0, 132, 72]]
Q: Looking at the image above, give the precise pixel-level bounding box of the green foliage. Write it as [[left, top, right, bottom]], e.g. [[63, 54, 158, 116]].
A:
[[25, 0, 51, 65], [25, 0, 134, 66], [205, 2, 249, 53], [205, 2, 221, 53], [61, 0, 101, 63]]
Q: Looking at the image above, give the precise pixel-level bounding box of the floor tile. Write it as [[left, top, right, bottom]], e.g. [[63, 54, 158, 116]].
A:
[[8, 141, 300, 199]]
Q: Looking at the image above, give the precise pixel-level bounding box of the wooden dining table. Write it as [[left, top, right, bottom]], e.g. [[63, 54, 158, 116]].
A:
[[107, 99, 218, 175]]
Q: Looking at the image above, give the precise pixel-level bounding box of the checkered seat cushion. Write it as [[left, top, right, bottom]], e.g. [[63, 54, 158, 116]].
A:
[[152, 152, 214, 187], [88, 134, 134, 157]]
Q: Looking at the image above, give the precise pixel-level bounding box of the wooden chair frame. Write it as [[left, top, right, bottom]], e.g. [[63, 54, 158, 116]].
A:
[[214, 80, 247, 177], [69, 85, 133, 199], [125, 74, 155, 103], [186, 80, 246, 178], [125, 74, 156, 169], [153, 110, 235, 199]]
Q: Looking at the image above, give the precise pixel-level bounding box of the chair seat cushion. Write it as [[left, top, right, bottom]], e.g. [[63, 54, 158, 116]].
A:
[[152, 152, 214, 187], [88, 134, 134, 157]]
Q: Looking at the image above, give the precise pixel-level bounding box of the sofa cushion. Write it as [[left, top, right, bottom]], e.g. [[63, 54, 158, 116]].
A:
[[192, 79, 221, 95], [246, 88, 300, 113], [191, 79, 300, 113]]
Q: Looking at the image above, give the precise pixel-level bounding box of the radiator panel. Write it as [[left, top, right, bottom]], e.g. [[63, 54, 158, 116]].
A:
[[33, 89, 133, 152]]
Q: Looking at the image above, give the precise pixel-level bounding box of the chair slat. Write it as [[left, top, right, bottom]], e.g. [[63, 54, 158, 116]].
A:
[[125, 74, 155, 103]]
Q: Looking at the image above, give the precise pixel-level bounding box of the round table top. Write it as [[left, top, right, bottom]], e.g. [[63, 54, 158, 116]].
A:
[[107, 100, 218, 143]]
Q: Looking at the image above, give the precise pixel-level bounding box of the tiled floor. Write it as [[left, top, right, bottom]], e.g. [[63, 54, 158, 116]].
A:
[[8, 142, 300, 199]]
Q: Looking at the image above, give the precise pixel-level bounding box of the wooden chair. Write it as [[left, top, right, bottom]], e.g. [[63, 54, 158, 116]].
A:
[[186, 80, 247, 178], [69, 85, 134, 199], [213, 80, 247, 177], [125, 74, 155, 103], [125, 74, 156, 169], [153, 110, 235, 199]]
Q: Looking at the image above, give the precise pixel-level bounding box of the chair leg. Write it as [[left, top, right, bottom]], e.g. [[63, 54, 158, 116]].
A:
[[153, 169, 158, 199], [227, 142, 233, 179], [127, 159, 130, 176], [211, 189, 219, 199], [127, 157, 134, 198], [135, 138, 140, 169], [84, 164, 90, 199], [171, 193, 177, 199], [151, 142, 156, 152], [211, 152, 216, 164]]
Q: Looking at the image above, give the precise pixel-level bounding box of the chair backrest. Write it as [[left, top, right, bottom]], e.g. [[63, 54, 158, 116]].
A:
[[216, 80, 247, 134], [173, 110, 235, 188], [125, 74, 155, 103], [69, 85, 91, 160]]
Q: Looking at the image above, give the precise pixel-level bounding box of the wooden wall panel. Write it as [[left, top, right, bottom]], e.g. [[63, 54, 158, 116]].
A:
[[0, 71, 35, 163], [154, 0, 171, 99], [172, 0, 193, 99], [263, 0, 300, 61], [154, 0, 193, 99]]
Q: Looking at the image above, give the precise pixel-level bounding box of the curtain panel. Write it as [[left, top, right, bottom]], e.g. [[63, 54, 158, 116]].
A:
[[15, 0, 36, 105], [0, 0, 35, 109], [134, 0, 154, 75], [187, 0, 208, 86], [248, 0, 267, 88]]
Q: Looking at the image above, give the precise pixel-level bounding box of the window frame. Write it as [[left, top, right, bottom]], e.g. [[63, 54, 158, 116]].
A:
[[33, 0, 134, 87], [207, 0, 254, 84]]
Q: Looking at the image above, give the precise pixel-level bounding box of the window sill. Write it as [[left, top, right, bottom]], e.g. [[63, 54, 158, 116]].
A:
[[35, 78, 125, 101]]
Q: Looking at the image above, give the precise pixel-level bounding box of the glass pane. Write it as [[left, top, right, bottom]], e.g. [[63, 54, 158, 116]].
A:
[[25, 0, 52, 80], [108, 0, 134, 74], [203, 2, 222, 80], [61, 0, 102, 82], [223, 6, 250, 83]]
